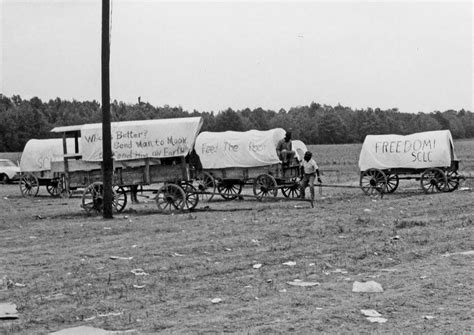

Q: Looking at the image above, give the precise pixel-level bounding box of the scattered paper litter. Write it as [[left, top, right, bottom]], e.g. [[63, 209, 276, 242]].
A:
[[211, 298, 222, 304], [361, 309, 382, 317], [366, 316, 388, 323], [109, 256, 133, 260], [50, 325, 124, 334], [352, 281, 384, 293], [287, 280, 320, 287], [442, 250, 474, 257], [0, 302, 18, 319], [283, 261, 296, 266], [253, 264, 262, 269], [98, 312, 122, 318], [130, 269, 148, 276]]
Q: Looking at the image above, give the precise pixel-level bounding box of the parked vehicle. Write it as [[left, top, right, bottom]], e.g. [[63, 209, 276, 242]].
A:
[[194, 128, 307, 200], [358, 130, 461, 194], [50, 117, 204, 213], [0, 159, 21, 184], [18, 138, 76, 196]]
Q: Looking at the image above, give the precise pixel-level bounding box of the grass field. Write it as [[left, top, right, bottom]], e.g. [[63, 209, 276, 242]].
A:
[[0, 140, 473, 334]]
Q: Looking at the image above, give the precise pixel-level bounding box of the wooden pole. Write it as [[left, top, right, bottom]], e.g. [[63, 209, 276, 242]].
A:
[[102, 0, 113, 218]]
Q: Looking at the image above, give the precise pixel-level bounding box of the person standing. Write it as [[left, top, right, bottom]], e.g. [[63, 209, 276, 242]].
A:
[[300, 151, 322, 201], [276, 131, 296, 166]]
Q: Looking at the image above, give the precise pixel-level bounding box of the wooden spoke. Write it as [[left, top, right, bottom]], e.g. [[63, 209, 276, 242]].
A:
[[385, 174, 399, 194], [46, 178, 62, 197], [194, 172, 216, 202], [112, 186, 127, 213], [20, 173, 39, 197], [217, 180, 242, 200], [81, 182, 104, 213], [420, 168, 447, 193], [360, 169, 387, 196], [155, 184, 186, 213], [180, 182, 199, 210], [253, 174, 278, 199], [281, 178, 301, 198], [445, 170, 460, 192]]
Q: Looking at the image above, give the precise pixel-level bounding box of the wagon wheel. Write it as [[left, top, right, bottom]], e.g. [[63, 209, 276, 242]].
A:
[[217, 180, 243, 200], [180, 182, 200, 210], [81, 182, 104, 213], [253, 174, 278, 199], [420, 168, 448, 193], [46, 178, 62, 197], [194, 172, 216, 202], [112, 186, 127, 213], [20, 173, 40, 197], [155, 183, 186, 213], [444, 170, 460, 192], [385, 174, 399, 193], [360, 169, 387, 196], [281, 177, 301, 198]]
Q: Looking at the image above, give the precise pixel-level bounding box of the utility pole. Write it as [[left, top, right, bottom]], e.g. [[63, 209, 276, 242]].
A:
[[102, 0, 113, 218]]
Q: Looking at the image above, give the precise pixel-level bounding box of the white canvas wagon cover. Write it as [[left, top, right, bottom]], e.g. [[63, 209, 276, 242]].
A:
[[358, 130, 457, 171], [20, 138, 78, 172], [195, 128, 287, 169], [78, 117, 203, 162], [292, 139, 308, 162]]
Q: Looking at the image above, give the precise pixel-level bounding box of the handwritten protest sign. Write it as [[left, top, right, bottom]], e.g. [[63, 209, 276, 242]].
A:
[[195, 128, 286, 169], [80, 117, 202, 161], [20, 138, 78, 172], [358, 130, 456, 171]]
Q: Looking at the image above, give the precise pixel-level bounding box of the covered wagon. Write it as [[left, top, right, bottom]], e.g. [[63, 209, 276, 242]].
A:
[[19, 138, 77, 197], [194, 128, 307, 200], [358, 130, 460, 194], [50, 117, 203, 213]]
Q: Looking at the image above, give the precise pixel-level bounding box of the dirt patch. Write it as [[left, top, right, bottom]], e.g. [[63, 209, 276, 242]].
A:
[[0, 183, 473, 333]]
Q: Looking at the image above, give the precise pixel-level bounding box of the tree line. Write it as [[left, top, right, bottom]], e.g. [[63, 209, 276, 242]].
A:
[[0, 94, 473, 152]]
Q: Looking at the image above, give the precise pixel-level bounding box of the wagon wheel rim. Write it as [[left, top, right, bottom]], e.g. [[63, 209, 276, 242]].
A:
[[360, 169, 387, 196], [180, 182, 199, 210], [112, 186, 127, 213], [194, 172, 216, 202], [81, 182, 104, 213], [420, 168, 447, 193], [155, 184, 186, 213], [253, 174, 278, 199], [46, 178, 62, 197], [385, 174, 399, 194], [217, 181, 242, 200], [20, 173, 40, 197], [281, 178, 301, 198], [445, 170, 460, 192]]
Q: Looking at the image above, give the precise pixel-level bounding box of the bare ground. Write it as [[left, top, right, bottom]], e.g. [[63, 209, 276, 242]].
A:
[[0, 181, 473, 334]]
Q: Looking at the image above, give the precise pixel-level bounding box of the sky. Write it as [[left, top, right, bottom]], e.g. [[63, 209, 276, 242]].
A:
[[1, 0, 473, 114]]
